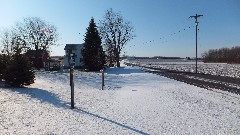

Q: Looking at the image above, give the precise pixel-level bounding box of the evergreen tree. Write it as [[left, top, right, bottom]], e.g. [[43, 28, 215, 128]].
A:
[[0, 55, 5, 80], [82, 18, 105, 71], [0, 54, 11, 80], [4, 53, 35, 87]]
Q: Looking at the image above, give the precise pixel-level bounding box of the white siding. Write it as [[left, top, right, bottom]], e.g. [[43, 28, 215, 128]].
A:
[[64, 44, 84, 68]]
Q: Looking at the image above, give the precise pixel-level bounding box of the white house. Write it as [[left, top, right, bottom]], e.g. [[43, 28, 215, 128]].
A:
[[64, 44, 84, 68]]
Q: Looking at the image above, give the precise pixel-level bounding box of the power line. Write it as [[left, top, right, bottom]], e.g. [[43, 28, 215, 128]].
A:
[[126, 24, 196, 56], [139, 25, 195, 46]]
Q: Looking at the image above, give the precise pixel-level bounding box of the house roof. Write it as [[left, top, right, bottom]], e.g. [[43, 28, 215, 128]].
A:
[[64, 44, 84, 50], [25, 49, 49, 57], [46, 58, 61, 63]]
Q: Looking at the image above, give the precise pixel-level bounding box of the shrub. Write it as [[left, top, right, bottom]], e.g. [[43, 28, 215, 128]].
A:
[[4, 54, 35, 87]]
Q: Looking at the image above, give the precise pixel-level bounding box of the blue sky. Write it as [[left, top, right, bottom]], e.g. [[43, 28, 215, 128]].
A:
[[0, 0, 239, 57]]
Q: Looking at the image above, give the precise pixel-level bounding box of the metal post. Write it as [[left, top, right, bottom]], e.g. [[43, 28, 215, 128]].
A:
[[70, 66, 74, 109]]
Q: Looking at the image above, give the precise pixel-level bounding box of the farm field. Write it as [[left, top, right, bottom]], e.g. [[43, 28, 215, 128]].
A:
[[125, 59, 240, 78]]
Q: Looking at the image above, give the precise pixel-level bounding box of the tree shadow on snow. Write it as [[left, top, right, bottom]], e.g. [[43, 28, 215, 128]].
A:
[[105, 67, 145, 75], [74, 107, 150, 135], [10, 87, 68, 108]]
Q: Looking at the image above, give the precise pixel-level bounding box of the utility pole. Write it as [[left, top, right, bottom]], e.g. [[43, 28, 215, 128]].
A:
[[189, 14, 203, 73]]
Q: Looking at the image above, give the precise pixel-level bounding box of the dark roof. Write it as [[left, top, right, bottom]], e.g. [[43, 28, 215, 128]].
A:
[[64, 44, 84, 50], [64, 44, 77, 50], [51, 56, 64, 59], [25, 49, 49, 57], [46, 59, 61, 62]]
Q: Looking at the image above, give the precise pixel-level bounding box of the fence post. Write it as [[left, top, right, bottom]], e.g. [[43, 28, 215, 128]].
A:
[[100, 69, 104, 90], [70, 66, 74, 109]]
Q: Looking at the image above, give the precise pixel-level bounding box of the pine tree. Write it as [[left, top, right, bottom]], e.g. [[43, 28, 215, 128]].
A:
[[4, 53, 35, 87], [0, 54, 11, 80], [82, 18, 105, 71]]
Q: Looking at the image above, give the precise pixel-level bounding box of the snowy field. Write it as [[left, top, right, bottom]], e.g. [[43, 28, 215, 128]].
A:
[[126, 59, 240, 78], [0, 62, 240, 134]]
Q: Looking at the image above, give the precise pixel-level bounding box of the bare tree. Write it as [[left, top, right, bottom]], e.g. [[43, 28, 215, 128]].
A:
[[11, 17, 58, 68], [0, 29, 15, 55], [202, 46, 240, 63], [1, 17, 58, 55], [99, 8, 135, 67], [14, 17, 58, 51]]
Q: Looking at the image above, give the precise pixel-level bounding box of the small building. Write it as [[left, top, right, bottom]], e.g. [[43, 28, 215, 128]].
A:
[[25, 49, 49, 68], [51, 56, 64, 66], [44, 56, 64, 71], [64, 44, 84, 68]]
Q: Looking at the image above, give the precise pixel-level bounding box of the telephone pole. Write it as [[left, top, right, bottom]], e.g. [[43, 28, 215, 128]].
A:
[[189, 14, 203, 73]]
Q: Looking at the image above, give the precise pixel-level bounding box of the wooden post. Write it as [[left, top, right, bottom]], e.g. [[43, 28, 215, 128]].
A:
[[70, 66, 74, 109], [100, 69, 104, 90]]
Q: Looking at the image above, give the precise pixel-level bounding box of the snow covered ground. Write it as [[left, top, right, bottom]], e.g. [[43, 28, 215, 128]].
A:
[[0, 62, 240, 134]]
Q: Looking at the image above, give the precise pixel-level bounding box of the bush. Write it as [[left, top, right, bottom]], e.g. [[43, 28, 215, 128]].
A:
[[4, 54, 35, 87]]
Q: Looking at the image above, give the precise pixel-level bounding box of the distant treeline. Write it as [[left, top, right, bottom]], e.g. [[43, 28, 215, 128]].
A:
[[202, 46, 240, 63]]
